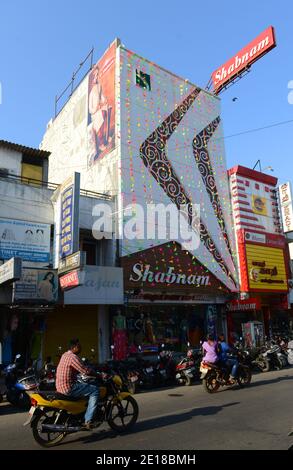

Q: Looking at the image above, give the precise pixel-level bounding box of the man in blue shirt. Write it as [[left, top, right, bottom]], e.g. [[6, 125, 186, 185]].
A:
[[217, 333, 239, 382]]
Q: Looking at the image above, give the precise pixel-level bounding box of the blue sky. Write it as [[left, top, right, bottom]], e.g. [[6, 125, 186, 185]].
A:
[[0, 0, 292, 185]]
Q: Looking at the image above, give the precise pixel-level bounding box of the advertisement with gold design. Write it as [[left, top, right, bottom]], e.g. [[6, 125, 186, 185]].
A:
[[252, 195, 268, 216], [246, 244, 288, 292]]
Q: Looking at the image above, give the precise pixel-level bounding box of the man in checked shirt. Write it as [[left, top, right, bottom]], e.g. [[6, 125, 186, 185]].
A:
[[56, 338, 99, 430]]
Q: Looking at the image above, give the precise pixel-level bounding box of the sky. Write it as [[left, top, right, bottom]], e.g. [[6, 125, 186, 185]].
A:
[[0, 0, 292, 185]]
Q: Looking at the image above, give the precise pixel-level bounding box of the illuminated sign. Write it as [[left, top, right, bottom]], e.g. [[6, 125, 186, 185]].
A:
[[212, 26, 276, 93], [246, 244, 288, 292], [59, 270, 83, 290]]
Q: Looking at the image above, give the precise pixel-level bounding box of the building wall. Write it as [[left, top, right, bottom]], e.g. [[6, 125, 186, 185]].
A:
[[119, 46, 238, 292], [0, 147, 22, 176]]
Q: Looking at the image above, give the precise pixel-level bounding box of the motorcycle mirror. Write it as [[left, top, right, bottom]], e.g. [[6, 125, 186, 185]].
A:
[[15, 354, 21, 360]]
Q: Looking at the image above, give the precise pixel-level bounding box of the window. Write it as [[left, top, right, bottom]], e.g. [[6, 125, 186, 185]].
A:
[[136, 70, 151, 91], [21, 163, 42, 186]]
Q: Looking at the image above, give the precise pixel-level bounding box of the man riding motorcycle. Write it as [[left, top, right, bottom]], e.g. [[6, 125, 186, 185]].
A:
[[217, 333, 239, 383], [56, 338, 99, 430]]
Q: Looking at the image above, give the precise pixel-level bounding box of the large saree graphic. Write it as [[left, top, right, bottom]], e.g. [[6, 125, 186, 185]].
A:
[[139, 88, 236, 287]]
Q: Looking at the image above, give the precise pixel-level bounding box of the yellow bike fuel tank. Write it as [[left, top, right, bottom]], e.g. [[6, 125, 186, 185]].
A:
[[30, 393, 87, 414]]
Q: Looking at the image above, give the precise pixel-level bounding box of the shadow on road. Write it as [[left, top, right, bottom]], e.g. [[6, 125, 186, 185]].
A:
[[0, 403, 26, 416], [57, 401, 240, 448]]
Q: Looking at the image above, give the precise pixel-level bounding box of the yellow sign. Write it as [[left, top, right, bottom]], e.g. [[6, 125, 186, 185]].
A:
[[252, 195, 268, 216], [246, 244, 287, 291]]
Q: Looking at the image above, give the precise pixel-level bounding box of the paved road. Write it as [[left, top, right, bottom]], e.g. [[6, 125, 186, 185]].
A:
[[0, 368, 293, 450]]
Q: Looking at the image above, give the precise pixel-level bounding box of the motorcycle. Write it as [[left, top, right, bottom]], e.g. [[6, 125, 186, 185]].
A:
[[4, 354, 38, 408], [175, 346, 202, 386], [24, 372, 139, 448], [200, 353, 252, 393]]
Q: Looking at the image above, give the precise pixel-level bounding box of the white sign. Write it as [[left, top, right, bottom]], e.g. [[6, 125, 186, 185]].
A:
[[0, 218, 51, 262], [245, 232, 266, 244], [0, 257, 22, 285], [64, 266, 123, 305], [13, 268, 58, 303], [279, 182, 293, 233]]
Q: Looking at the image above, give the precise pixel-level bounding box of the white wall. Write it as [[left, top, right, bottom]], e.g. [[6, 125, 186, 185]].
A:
[[0, 147, 22, 176]]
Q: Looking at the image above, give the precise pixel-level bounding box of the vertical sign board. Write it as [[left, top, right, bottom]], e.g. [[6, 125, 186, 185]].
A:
[[279, 182, 293, 233], [59, 173, 80, 260]]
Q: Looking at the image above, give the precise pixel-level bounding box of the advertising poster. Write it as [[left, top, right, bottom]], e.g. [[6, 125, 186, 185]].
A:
[[88, 42, 116, 166], [0, 218, 50, 262], [59, 173, 80, 260], [246, 244, 288, 292], [13, 268, 58, 303]]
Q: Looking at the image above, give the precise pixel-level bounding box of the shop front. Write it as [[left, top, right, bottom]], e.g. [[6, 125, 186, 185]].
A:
[[116, 242, 231, 359]]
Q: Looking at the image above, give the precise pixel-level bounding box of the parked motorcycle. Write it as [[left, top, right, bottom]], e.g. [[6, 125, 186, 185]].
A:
[[25, 372, 139, 448], [200, 353, 252, 393], [175, 346, 201, 386]]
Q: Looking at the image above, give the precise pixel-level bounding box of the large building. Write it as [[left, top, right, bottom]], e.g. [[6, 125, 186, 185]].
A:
[[228, 165, 291, 343], [40, 39, 238, 355]]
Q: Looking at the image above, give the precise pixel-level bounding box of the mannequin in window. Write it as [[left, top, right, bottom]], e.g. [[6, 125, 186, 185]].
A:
[[112, 309, 127, 361], [145, 313, 155, 344], [134, 313, 145, 346]]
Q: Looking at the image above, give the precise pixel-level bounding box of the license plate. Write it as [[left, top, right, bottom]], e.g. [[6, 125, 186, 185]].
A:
[[29, 406, 36, 416], [130, 376, 138, 382], [23, 407, 35, 426], [146, 367, 153, 373]]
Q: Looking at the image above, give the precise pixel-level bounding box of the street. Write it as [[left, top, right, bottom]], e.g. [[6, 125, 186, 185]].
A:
[[0, 368, 292, 450]]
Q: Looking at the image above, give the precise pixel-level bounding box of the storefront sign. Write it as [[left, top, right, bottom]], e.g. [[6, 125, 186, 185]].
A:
[[212, 26, 276, 93], [64, 266, 123, 305], [59, 270, 83, 290], [59, 173, 80, 260], [129, 263, 210, 287], [58, 251, 86, 275], [0, 257, 22, 285], [279, 182, 293, 233], [226, 298, 261, 312], [246, 244, 288, 292], [13, 268, 58, 303], [0, 218, 50, 262]]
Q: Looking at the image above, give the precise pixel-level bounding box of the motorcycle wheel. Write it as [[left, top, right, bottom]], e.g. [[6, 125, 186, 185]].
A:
[[32, 410, 67, 448], [203, 371, 220, 393], [257, 359, 270, 372], [108, 395, 139, 432], [237, 366, 252, 388], [184, 376, 192, 386]]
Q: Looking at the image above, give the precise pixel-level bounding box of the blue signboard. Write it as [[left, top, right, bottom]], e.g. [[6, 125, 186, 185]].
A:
[[0, 218, 51, 262], [59, 173, 80, 260]]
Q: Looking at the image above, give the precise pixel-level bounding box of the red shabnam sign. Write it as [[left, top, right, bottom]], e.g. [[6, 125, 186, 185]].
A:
[[226, 298, 261, 312], [59, 270, 80, 290], [212, 26, 276, 93]]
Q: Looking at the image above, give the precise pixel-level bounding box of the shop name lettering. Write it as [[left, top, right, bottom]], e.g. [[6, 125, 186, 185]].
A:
[[227, 302, 257, 312], [130, 263, 210, 286], [85, 279, 120, 291]]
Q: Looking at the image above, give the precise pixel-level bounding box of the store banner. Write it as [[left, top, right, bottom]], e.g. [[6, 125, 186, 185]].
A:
[[59, 270, 84, 290], [279, 182, 293, 233], [13, 268, 58, 303], [246, 244, 288, 292], [64, 265, 123, 305], [226, 298, 261, 312], [0, 257, 22, 285], [0, 218, 51, 262]]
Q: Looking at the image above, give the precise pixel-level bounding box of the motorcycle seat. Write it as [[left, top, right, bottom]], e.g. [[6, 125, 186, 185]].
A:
[[40, 392, 82, 402]]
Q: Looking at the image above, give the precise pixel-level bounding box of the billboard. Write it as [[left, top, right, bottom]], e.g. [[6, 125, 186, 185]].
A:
[[88, 42, 116, 166], [246, 244, 288, 292], [212, 26, 276, 93], [13, 268, 58, 303], [279, 182, 293, 233], [0, 218, 51, 262]]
